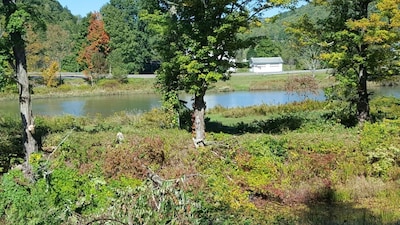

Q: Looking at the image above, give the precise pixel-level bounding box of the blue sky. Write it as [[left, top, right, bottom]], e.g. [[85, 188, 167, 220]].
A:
[[58, 0, 110, 16]]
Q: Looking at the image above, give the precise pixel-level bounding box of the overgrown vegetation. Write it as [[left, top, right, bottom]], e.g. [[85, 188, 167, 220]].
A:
[[1, 97, 400, 224]]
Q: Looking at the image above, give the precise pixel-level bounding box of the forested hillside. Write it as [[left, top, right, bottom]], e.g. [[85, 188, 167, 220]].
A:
[[240, 3, 329, 69], [2, 0, 327, 77]]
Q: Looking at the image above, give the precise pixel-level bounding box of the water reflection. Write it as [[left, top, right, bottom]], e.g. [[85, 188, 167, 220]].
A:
[[0, 87, 399, 117], [192, 90, 324, 109]]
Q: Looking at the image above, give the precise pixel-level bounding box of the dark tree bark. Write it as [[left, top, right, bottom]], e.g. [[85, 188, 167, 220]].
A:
[[4, 0, 38, 180], [357, 64, 370, 123], [355, 1, 371, 124], [192, 92, 206, 147]]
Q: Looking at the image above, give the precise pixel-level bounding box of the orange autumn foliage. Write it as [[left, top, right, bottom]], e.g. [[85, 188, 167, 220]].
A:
[[79, 12, 110, 76]]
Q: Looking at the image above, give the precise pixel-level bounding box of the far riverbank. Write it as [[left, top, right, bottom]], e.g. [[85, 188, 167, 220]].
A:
[[0, 70, 392, 101]]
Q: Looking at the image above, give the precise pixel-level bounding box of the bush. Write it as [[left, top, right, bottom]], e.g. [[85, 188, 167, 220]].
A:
[[42, 61, 59, 87], [0, 116, 23, 173], [235, 113, 304, 134], [97, 79, 121, 89]]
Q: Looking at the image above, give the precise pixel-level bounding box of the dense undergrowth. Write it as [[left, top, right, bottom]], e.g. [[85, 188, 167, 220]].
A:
[[1, 97, 400, 224]]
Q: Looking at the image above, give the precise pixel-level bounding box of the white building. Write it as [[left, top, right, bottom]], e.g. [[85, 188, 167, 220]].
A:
[[250, 57, 284, 73]]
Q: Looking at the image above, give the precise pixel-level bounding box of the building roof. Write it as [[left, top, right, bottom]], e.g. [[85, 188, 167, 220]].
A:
[[250, 57, 283, 65]]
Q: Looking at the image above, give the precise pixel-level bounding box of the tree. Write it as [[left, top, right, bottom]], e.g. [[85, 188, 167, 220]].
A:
[[101, 0, 159, 77], [1, 0, 40, 180], [152, 1, 252, 146], [253, 36, 282, 57], [152, 0, 298, 146], [285, 14, 324, 75], [25, 25, 45, 71], [316, 0, 400, 123], [79, 12, 110, 81], [45, 24, 72, 74], [41, 60, 58, 87]]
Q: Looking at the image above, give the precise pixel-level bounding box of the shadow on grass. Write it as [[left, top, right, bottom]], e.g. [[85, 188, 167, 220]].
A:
[[298, 202, 399, 225], [206, 114, 304, 134]]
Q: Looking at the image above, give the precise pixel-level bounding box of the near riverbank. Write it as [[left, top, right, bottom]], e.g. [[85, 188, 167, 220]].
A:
[[1, 97, 400, 224]]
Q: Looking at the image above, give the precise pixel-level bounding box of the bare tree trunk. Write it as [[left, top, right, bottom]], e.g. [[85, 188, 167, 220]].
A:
[[357, 64, 369, 123], [192, 92, 206, 148], [12, 31, 38, 180]]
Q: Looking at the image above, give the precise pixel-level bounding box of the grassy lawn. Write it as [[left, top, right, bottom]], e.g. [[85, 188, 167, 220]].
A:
[[211, 71, 334, 92]]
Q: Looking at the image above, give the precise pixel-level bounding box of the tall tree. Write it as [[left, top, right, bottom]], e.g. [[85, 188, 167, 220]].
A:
[[153, 0, 297, 146], [153, 0, 250, 146], [101, 0, 159, 77], [1, 0, 40, 179], [285, 14, 324, 74], [79, 12, 110, 80], [247, 36, 281, 59], [45, 24, 72, 73], [25, 25, 45, 71], [316, 0, 400, 123]]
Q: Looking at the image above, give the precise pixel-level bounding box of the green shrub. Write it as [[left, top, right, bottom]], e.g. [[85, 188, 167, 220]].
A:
[[360, 119, 400, 178], [0, 168, 115, 225], [235, 113, 304, 134], [370, 96, 400, 121], [0, 116, 23, 173], [97, 79, 121, 89]]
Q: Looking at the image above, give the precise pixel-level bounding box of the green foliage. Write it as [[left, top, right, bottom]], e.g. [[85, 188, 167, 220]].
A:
[[370, 96, 400, 121], [209, 99, 327, 118], [97, 79, 121, 89], [0, 55, 14, 92], [101, 0, 158, 74], [236, 113, 304, 134], [2, 98, 400, 223], [153, 0, 253, 141], [247, 36, 281, 59], [247, 136, 288, 160], [316, 0, 400, 121], [360, 119, 400, 178], [323, 76, 359, 127], [0, 168, 114, 225], [0, 115, 23, 174], [6, 9, 30, 34]]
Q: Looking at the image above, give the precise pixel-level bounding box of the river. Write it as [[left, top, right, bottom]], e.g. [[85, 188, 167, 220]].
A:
[[0, 87, 399, 117]]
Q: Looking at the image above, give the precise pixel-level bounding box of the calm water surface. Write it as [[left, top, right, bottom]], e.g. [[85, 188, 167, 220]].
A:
[[0, 87, 399, 117]]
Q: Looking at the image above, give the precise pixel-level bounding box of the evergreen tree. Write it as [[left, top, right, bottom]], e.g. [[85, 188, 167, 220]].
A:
[[101, 0, 159, 77]]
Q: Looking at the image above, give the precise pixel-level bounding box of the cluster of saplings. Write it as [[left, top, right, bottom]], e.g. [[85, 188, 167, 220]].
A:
[[1, 96, 400, 224]]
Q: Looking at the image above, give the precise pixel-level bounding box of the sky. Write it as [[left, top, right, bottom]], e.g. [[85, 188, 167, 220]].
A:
[[57, 0, 306, 18], [58, 0, 110, 16]]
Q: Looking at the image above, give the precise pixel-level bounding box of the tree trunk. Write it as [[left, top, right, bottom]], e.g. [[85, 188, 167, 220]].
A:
[[12, 32, 38, 180], [357, 63, 369, 123], [192, 92, 206, 147]]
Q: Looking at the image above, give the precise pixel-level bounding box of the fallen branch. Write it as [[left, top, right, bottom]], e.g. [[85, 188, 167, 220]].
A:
[[85, 217, 128, 225], [46, 127, 76, 161]]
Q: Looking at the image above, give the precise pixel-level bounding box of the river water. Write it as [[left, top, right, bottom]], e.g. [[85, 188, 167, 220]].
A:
[[0, 87, 399, 117]]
